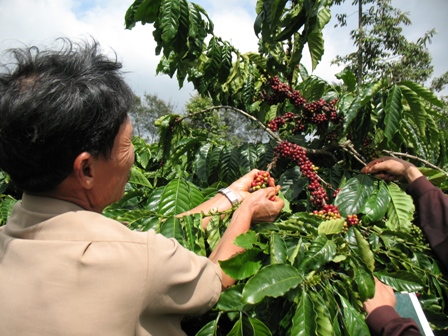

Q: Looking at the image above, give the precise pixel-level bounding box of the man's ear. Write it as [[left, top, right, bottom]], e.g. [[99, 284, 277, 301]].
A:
[[73, 152, 95, 189]]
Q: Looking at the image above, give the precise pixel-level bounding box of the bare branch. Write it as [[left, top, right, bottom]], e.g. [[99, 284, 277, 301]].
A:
[[383, 150, 447, 174], [179, 105, 282, 142], [339, 140, 367, 166]]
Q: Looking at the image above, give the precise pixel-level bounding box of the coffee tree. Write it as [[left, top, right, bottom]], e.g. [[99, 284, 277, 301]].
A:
[[117, 0, 448, 335]]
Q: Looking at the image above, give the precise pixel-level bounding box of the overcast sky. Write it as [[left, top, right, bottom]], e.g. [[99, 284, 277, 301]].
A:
[[1, 0, 447, 112]]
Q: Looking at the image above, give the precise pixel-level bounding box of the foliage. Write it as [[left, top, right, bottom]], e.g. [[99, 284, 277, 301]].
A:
[[432, 71, 448, 93], [102, 132, 448, 336], [125, 0, 331, 109], [129, 92, 177, 142], [122, 1, 448, 334], [0, 171, 20, 225], [332, 0, 436, 85], [184, 94, 268, 145]]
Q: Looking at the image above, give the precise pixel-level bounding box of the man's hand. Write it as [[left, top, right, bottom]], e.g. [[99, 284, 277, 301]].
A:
[[210, 185, 283, 289], [238, 186, 284, 224], [363, 277, 396, 315], [228, 169, 276, 202], [361, 156, 423, 183]]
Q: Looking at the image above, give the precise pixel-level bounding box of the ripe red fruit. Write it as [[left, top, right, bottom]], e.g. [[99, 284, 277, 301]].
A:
[[274, 140, 329, 208], [346, 214, 359, 226], [249, 171, 271, 192], [311, 204, 341, 220], [250, 171, 277, 201]]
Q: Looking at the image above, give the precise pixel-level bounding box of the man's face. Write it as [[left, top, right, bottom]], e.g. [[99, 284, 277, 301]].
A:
[[92, 117, 135, 211]]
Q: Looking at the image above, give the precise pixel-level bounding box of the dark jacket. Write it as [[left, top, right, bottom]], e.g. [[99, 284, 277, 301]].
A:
[[366, 175, 448, 336], [408, 176, 448, 274]]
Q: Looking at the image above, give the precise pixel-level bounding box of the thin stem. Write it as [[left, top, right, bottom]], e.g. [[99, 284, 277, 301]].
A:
[[179, 105, 282, 143], [383, 150, 447, 174], [340, 140, 367, 166]]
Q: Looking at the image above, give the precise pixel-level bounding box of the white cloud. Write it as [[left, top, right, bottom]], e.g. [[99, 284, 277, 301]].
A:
[[211, 9, 259, 53]]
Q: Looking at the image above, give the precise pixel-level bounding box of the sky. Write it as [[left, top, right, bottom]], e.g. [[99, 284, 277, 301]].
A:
[[0, 0, 447, 113]]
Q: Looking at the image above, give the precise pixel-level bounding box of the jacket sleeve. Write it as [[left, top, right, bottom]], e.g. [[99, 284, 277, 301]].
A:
[[366, 306, 422, 336], [407, 176, 448, 273]]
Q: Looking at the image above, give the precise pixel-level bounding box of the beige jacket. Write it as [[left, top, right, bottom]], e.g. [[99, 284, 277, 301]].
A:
[[0, 194, 221, 335]]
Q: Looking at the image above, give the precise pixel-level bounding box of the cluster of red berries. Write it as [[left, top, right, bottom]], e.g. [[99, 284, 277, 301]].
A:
[[266, 111, 320, 134], [260, 76, 307, 107], [262, 77, 346, 141], [267, 116, 286, 132], [250, 171, 276, 201], [302, 98, 340, 125], [267, 112, 295, 132], [332, 188, 341, 198], [265, 95, 342, 137], [312, 204, 341, 220], [345, 214, 359, 226], [289, 89, 307, 107], [293, 118, 306, 133], [311, 205, 360, 232], [274, 140, 328, 207], [250, 171, 270, 192], [262, 76, 291, 105]]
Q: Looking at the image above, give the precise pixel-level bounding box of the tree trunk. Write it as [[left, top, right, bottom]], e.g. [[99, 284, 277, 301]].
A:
[[357, 0, 363, 87]]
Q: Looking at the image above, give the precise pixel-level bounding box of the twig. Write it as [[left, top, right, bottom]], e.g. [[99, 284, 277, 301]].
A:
[[383, 150, 447, 174], [266, 155, 278, 173], [339, 140, 367, 166], [178, 105, 282, 143]]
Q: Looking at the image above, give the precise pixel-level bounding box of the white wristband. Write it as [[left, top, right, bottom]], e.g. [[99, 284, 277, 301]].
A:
[[218, 188, 240, 206]]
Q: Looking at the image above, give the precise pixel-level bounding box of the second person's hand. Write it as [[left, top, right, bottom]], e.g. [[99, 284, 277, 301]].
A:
[[361, 156, 423, 183], [239, 186, 284, 224]]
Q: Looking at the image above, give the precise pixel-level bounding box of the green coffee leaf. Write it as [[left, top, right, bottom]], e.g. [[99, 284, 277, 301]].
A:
[[290, 290, 316, 336], [242, 264, 302, 304], [354, 227, 375, 272], [219, 249, 262, 280], [318, 218, 345, 235], [338, 295, 370, 335]]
